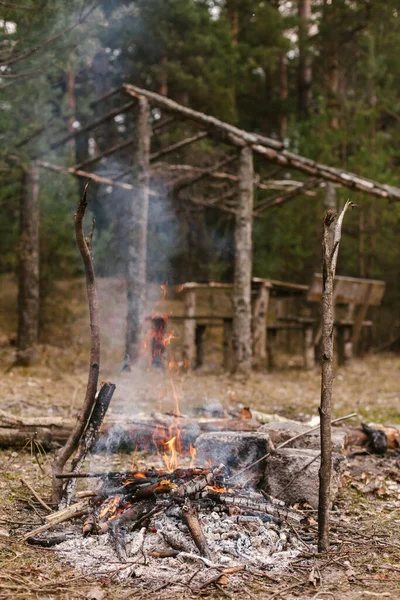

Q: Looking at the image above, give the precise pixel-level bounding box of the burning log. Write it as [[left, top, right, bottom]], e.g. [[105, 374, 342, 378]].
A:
[[215, 493, 304, 525], [171, 464, 225, 498]]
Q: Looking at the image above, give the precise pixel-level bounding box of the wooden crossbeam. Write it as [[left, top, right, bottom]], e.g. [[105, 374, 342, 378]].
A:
[[123, 84, 400, 201], [255, 178, 321, 214], [175, 154, 238, 194], [73, 136, 135, 171], [37, 160, 134, 191], [48, 100, 136, 153], [150, 131, 208, 162], [89, 86, 123, 108]]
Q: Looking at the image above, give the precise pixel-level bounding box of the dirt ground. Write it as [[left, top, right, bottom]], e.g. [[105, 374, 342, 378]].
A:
[[0, 276, 400, 599]]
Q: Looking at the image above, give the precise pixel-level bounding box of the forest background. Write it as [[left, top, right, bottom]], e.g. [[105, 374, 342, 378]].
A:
[[1, 0, 400, 346]]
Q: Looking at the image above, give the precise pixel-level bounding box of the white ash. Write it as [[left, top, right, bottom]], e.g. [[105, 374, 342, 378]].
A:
[[55, 510, 304, 587]]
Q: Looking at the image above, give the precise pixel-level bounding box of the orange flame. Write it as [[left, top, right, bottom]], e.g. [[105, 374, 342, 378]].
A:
[[99, 494, 122, 520], [162, 436, 178, 472], [189, 443, 196, 468]]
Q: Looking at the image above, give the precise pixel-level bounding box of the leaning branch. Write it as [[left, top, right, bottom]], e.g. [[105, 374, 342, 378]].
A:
[[51, 181, 100, 505]]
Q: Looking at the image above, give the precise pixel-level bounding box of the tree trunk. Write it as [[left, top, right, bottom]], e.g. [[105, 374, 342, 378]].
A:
[[232, 146, 253, 373], [16, 162, 40, 366], [298, 0, 312, 116], [158, 56, 168, 96], [125, 98, 151, 361], [279, 53, 288, 139]]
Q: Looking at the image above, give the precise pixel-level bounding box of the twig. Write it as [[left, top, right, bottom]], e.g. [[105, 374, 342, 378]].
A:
[[20, 478, 52, 513], [177, 552, 222, 569], [228, 413, 357, 482]]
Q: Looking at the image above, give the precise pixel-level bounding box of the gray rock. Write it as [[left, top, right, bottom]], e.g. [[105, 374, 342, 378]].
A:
[[259, 421, 346, 452], [195, 431, 272, 486], [263, 448, 346, 509]]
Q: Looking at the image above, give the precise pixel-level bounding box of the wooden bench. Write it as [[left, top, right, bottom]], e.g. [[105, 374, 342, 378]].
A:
[[176, 279, 310, 370]]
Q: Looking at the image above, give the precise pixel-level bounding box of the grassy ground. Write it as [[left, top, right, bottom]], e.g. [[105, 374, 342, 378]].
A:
[[0, 276, 400, 599]]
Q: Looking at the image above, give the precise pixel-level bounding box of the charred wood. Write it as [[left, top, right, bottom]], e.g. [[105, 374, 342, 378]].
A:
[[182, 498, 211, 559]]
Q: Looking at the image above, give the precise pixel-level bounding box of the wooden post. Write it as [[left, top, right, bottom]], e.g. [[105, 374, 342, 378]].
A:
[[252, 281, 270, 370], [182, 288, 196, 367], [195, 324, 206, 368], [125, 97, 150, 362], [232, 146, 254, 373], [16, 161, 40, 366], [303, 323, 315, 369], [318, 200, 354, 553]]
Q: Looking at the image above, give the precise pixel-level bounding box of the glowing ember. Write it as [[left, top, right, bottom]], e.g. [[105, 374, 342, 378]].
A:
[[99, 494, 122, 520]]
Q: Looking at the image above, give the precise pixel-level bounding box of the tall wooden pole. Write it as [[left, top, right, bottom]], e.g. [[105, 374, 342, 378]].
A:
[[319, 200, 354, 552], [16, 161, 40, 366], [125, 98, 150, 362], [232, 146, 253, 373]]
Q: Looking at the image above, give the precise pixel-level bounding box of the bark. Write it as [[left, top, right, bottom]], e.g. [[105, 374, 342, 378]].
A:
[[125, 98, 151, 361], [318, 200, 354, 552], [298, 0, 312, 116], [51, 181, 100, 505], [16, 161, 40, 366], [123, 85, 400, 201], [324, 183, 337, 252], [232, 146, 254, 373]]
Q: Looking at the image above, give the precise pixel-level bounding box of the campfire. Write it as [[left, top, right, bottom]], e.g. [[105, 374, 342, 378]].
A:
[[46, 462, 305, 586], [23, 285, 310, 590]]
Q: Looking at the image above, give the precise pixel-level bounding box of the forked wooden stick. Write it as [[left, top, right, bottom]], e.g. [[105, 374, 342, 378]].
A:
[[51, 180, 100, 505]]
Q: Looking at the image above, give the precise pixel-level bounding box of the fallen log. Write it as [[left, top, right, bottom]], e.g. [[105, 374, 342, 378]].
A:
[[0, 414, 259, 450]]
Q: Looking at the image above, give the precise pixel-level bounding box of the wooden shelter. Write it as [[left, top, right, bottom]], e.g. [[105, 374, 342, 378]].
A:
[[19, 85, 400, 371]]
